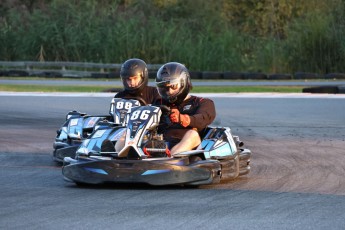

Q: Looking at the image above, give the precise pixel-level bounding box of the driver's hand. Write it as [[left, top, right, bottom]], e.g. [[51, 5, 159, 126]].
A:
[[170, 109, 190, 127], [169, 108, 180, 123]]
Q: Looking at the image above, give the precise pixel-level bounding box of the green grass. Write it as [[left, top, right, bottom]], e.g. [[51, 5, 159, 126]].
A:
[[0, 84, 303, 93], [0, 84, 118, 92], [192, 86, 303, 93]]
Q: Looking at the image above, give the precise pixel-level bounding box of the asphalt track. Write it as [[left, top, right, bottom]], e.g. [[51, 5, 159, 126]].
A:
[[0, 92, 345, 229]]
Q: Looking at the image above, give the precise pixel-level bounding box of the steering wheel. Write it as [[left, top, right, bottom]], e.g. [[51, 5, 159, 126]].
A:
[[122, 96, 148, 106], [159, 105, 171, 115]]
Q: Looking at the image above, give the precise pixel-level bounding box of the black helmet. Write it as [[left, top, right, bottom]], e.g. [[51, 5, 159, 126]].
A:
[[120, 58, 148, 94], [155, 62, 192, 105]]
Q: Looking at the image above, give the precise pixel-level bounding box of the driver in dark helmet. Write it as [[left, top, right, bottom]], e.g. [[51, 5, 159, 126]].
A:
[[114, 58, 160, 105], [155, 62, 216, 155], [105, 58, 160, 153]]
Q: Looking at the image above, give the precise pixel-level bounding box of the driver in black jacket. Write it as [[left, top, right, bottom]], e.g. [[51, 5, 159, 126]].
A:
[[154, 62, 216, 155], [114, 58, 160, 105], [111, 58, 160, 152]]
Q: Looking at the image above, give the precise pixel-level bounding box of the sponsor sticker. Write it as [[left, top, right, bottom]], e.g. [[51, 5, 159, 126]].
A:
[[93, 129, 106, 138], [70, 118, 79, 126], [183, 104, 192, 111]]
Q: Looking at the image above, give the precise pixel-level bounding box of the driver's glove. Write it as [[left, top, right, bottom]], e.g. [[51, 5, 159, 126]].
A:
[[170, 108, 190, 127]]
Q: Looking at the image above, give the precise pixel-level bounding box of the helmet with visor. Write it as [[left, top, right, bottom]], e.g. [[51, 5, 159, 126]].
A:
[[155, 62, 192, 105]]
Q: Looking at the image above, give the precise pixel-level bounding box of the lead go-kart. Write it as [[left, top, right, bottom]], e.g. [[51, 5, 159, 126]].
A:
[[61, 98, 252, 186]]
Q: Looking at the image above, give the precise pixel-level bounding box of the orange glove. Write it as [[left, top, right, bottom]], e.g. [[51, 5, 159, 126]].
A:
[[169, 108, 180, 123], [170, 108, 191, 127]]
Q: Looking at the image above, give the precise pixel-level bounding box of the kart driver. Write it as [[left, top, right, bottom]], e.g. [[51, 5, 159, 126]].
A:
[[114, 58, 160, 105], [110, 58, 161, 153], [155, 62, 216, 155]]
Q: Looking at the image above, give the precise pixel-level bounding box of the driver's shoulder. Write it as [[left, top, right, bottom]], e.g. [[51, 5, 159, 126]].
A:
[[114, 90, 126, 98]]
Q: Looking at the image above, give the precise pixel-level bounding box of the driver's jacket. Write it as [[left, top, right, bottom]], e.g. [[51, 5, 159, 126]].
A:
[[154, 95, 216, 142], [114, 86, 160, 105]]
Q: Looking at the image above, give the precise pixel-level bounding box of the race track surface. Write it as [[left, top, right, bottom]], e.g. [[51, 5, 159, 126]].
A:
[[0, 93, 344, 229]]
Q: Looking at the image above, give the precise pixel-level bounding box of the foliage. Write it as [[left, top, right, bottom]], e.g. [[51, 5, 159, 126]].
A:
[[1, 0, 345, 74]]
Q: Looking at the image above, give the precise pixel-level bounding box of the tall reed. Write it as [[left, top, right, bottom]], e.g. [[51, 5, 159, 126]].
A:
[[1, 0, 345, 74]]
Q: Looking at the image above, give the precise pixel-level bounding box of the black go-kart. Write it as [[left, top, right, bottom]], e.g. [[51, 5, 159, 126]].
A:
[[62, 99, 252, 186]]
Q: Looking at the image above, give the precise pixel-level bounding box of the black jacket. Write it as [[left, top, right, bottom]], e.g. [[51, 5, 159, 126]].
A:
[[155, 95, 216, 133], [114, 86, 160, 105]]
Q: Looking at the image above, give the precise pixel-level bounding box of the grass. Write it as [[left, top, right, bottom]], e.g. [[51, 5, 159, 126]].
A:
[[0, 84, 118, 93], [191, 86, 303, 93], [0, 84, 303, 93]]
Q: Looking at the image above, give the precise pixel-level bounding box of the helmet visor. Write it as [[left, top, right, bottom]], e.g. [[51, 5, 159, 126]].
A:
[[156, 78, 180, 89], [157, 79, 181, 98]]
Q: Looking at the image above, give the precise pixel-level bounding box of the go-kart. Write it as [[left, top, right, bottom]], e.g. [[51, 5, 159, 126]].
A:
[[62, 99, 252, 186], [53, 98, 142, 162]]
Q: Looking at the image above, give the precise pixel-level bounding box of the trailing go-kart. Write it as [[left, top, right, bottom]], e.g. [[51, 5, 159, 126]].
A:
[[62, 99, 252, 186], [53, 98, 141, 162]]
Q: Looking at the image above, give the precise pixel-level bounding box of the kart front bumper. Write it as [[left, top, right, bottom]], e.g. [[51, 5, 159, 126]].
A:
[[62, 157, 221, 186], [53, 141, 81, 162]]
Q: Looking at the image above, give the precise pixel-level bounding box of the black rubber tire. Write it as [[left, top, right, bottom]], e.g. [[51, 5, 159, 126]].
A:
[[189, 71, 202, 79], [108, 71, 119, 79], [223, 72, 245, 80], [91, 73, 109, 78], [8, 70, 29, 77], [268, 73, 293, 80], [294, 72, 320, 79], [324, 73, 345, 80], [244, 72, 268, 80], [201, 71, 223, 79], [0, 70, 8, 76]]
